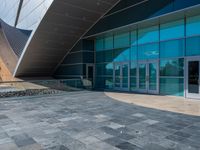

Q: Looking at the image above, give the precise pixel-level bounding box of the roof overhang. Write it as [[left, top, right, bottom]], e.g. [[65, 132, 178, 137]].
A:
[[14, 0, 120, 77]]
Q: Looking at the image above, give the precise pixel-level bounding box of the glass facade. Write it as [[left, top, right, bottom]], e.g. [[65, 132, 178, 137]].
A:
[[160, 19, 184, 41], [94, 13, 200, 97], [160, 58, 184, 96], [138, 26, 159, 44]]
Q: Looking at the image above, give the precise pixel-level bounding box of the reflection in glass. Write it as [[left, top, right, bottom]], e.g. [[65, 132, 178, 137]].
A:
[[138, 26, 159, 44], [95, 77, 105, 89], [188, 61, 199, 94], [105, 36, 113, 50], [160, 19, 184, 41], [160, 39, 185, 58], [149, 63, 157, 91], [130, 46, 137, 61], [122, 64, 129, 88], [105, 63, 113, 76], [114, 32, 129, 48], [138, 43, 159, 60], [96, 64, 104, 76], [115, 64, 120, 77], [186, 15, 200, 36], [131, 30, 137, 46], [96, 51, 104, 63], [130, 62, 137, 76], [96, 38, 104, 51], [105, 77, 113, 89], [139, 64, 146, 89], [160, 78, 184, 96], [122, 64, 128, 76], [160, 58, 184, 77], [186, 36, 200, 56], [114, 63, 129, 89], [130, 77, 137, 90], [114, 63, 121, 88], [114, 48, 130, 62], [104, 50, 113, 62]]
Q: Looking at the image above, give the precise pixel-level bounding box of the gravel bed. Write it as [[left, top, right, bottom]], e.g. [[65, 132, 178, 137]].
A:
[[0, 88, 64, 98]]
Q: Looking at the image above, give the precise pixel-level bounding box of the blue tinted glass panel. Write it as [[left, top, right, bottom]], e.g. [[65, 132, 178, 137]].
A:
[[113, 48, 130, 62], [138, 26, 159, 44], [96, 64, 104, 76], [130, 77, 137, 90], [105, 35, 113, 50], [186, 36, 200, 56], [160, 78, 184, 96], [114, 32, 129, 48], [130, 46, 137, 61], [96, 51, 104, 63], [186, 15, 200, 36], [160, 58, 184, 76], [160, 39, 185, 58], [96, 38, 104, 51], [105, 77, 113, 89], [131, 30, 137, 45], [95, 77, 105, 89], [104, 50, 113, 62], [130, 61, 137, 76], [105, 63, 113, 76], [83, 40, 94, 51], [160, 19, 184, 40], [138, 43, 159, 60]]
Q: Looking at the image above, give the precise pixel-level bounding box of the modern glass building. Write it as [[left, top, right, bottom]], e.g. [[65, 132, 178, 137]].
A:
[[0, 0, 200, 99], [87, 0, 200, 100]]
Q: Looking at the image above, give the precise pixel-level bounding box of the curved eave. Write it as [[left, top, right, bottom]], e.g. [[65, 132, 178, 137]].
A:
[[14, 0, 120, 77]]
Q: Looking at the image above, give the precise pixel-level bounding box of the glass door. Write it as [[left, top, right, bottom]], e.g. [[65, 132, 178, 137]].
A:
[[138, 60, 159, 94], [148, 61, 159, 94], [122, 63, 129, 90], [186, 58, 200, 99], [114, 62, 129, 91], [114, 63, 121, 89], [138, 63, 147, 92]]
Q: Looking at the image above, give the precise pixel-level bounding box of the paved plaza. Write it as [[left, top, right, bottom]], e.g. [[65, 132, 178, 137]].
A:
[[0, 91, 200, 150]]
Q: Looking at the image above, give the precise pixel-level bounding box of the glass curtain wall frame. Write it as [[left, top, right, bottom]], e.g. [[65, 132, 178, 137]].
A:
[[94, 13, 200, 98]]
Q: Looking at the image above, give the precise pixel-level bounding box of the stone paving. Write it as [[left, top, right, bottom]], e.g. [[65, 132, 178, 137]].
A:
[[0, 91, 200, 150]]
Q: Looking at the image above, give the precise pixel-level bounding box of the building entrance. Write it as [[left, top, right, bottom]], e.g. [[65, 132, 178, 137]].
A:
[[138, 60, 159, 94], [186, 57, 200, 99], [114, 62, 129, 91]]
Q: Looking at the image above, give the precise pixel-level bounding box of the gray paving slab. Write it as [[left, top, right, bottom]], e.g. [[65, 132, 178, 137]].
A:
[[0, 91, 199, 150]]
